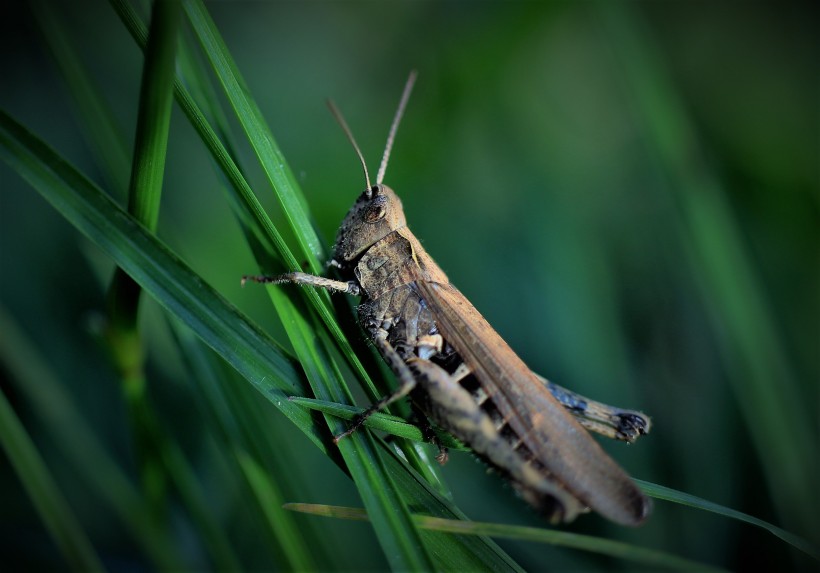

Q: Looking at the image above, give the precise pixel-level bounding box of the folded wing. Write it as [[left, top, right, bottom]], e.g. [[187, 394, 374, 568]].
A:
[[416, 280, 650, 526]]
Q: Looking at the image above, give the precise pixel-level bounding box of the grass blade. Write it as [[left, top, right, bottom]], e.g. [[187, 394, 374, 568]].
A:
[[31, 1, 130, 194], [121, 0, 179, 232], [182, 0, 323, 271], [295, 396, 819, 560], [171, 324, 321, 571], [0, 388, 105, 573], [104, 0, 182, 521], [0, 304, 184, 569], [284, 503, 725, 572], [0, 109, 319, 446], [636, 480, 819, 561]]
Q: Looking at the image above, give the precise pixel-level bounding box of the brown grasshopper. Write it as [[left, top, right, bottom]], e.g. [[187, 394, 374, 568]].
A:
[[243, 72, 652, 526]]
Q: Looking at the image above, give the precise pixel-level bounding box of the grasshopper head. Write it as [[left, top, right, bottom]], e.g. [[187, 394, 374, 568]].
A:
[[328, 72, 417, 268], [333, 183, 406, 264]]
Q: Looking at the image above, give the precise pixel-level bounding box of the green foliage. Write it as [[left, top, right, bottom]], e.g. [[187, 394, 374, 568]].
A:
[[1, 1, 817, 571]]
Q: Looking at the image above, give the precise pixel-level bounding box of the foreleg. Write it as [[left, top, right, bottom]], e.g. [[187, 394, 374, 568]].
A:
[[241, 272, 361, 296]]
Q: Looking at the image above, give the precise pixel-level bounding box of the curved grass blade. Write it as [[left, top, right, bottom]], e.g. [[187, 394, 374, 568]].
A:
[[237, 451, 317, 571], [295, 397, 819, 561], [0, 109, 319, 448], [0, 304, 185, 570], [31, 0, 130, 195], [284, 503, 725, 572], [636, 480, 819, 561], [158, 441, 244, 570], [171, 325, 318, 571], [0, 388, 105, 573]]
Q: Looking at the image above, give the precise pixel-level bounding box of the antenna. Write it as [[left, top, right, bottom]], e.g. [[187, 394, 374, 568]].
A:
[[327, 99, 372, 192], [376, 70, 417, 185]]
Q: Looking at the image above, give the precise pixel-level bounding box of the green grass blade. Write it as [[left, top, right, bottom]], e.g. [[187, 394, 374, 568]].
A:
[[636, 480, 819, 561], [31, 1, 130, 195], [0, 109, 319, 447], [376, 444, 525, 573], [182, 0, 323, 272], [109, 0, 385, 407], [122, 0, 180, 231], [599, 2, 816, 535], [0, 304, 185, 570], [105, 0, 182, 521], [159, 442, 244, 571], [236, 451, 317, 571], [172, 324, 318, 571], [108, 0, 180, 330], [271, 291, 438, 571], [0, 388, 106, 573], [284, 503, 724, 572]]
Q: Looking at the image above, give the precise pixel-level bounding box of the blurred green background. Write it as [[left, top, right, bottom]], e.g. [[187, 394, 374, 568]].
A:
[[1, 0, 817, 571]]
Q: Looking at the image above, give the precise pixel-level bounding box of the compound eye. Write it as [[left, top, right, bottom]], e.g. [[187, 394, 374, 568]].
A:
[[364, 195, 388, 222]]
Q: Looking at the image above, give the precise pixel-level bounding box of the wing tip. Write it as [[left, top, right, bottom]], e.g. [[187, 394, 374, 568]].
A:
[[611, 490, 653, 527]]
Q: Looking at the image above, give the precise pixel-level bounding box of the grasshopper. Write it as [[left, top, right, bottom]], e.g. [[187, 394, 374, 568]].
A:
[[243, 72, 652, 526]]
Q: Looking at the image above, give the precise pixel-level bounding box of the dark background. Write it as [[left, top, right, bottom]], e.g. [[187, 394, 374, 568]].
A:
[[1, 1, 817, 571]]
